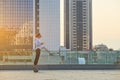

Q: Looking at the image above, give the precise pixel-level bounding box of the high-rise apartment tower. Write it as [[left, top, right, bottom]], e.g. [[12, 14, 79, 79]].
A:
[[64, 0, 92, 51]]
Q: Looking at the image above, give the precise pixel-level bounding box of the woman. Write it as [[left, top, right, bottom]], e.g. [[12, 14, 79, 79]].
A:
[[33, 33, 43, 72]]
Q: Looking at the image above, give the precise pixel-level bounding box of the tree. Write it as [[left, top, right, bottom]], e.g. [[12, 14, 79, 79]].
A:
[[109, 48, 114, 51]]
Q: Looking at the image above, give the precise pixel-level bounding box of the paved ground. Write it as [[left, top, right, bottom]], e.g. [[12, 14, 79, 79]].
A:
[[0, 70, 120, 80]]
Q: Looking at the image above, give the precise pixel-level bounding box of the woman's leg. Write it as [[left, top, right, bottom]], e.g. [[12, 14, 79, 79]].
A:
[[34, 49, 40, 66]]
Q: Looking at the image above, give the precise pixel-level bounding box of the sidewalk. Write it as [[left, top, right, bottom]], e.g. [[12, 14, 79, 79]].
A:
[[0, 70, 120, 80]]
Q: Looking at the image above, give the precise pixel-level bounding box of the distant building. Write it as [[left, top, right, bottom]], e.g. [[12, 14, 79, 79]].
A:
[[94, 44, 109, 51], [40, 0, 60, 51], [64, 0, 92, 51]]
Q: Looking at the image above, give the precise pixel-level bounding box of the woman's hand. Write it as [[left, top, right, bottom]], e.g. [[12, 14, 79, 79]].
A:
[[40, 42, 44, 45]]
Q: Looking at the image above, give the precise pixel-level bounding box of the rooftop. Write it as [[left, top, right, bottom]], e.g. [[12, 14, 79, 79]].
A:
[[0, 70, 120, 80]]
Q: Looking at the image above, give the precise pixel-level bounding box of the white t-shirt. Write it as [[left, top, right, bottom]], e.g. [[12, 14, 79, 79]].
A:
[[35, 38, 41, 50]]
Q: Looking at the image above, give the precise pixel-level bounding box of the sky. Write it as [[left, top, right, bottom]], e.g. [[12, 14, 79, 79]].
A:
[[60, 0, 120, 50], [93, 0, 120, 50]]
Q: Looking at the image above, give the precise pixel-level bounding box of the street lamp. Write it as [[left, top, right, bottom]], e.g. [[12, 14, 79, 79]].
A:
[[77, 45, 80, 64]]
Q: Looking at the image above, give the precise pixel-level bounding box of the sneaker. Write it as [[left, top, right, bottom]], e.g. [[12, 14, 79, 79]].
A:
[[33, 66, 38, 72]]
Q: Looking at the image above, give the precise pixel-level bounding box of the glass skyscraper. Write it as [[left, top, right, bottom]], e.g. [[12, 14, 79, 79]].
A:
[[40, 0, 60, 51], [0, 0, 34, 50], [0, 0, 40, 63], [0, 0, 60, 51]]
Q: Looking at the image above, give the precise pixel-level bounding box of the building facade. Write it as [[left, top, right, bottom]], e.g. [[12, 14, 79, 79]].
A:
[[0, 0, 39, 50], [40, 0, 60, 51], [64, 0, 92, 51], [0, 0, 60, 51]]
